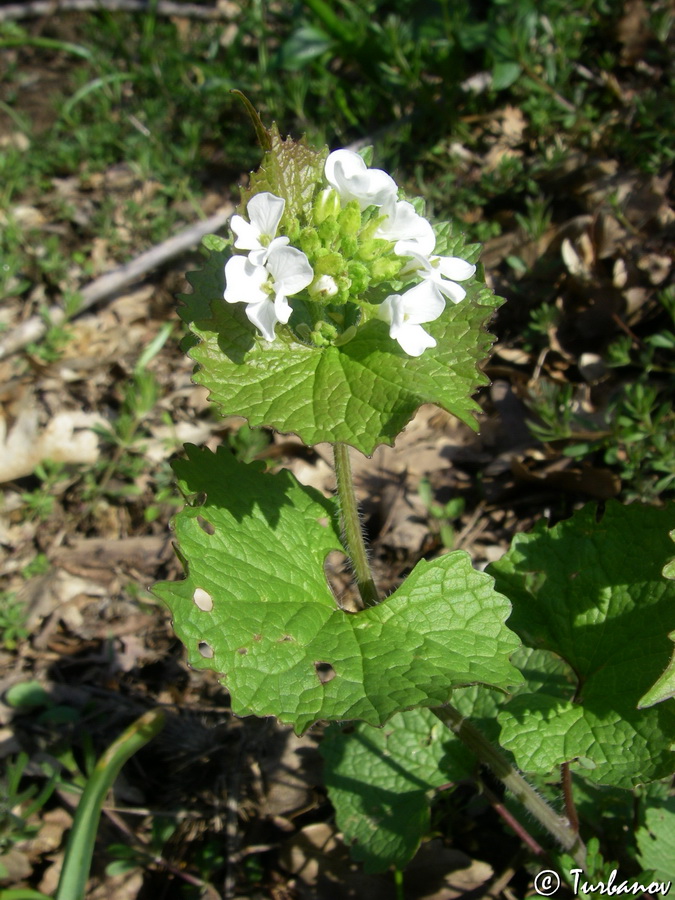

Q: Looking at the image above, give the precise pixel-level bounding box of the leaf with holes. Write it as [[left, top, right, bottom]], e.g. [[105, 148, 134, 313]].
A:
[[154, 445, 523, 732], [489, 502, 675, 788], [181, 241, 499, 455]]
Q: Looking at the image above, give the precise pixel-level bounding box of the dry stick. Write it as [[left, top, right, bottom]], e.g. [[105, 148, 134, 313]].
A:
[[0, 206, 233, 361], [0, 0, 233, 22]]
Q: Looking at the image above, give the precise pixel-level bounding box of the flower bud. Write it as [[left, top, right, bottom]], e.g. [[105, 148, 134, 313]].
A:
[[309, 274, 339, 300], [318, 218, 340, 244], [347, 261, 370, 294], [298, 227, 321, 257], [340, 235, 358, 257], [310, 320, 338, 347], [338, 201, 361, 237], [315, 251, 345, 277], [313, 187, 341, 224], [356, 238, 389, 261], [371, 256, 403, 282]]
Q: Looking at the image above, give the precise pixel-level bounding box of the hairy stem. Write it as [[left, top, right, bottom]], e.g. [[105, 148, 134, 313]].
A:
[[333, 442, 380, 608], [433, 704, 586, 869]]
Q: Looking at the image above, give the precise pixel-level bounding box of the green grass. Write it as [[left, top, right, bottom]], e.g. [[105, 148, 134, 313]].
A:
[[0, 0, 672, 521]]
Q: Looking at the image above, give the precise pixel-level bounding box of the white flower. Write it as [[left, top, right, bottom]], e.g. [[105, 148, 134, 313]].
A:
[[224, 244, 313, 341], [395, 246, 476, 304], [375, 197, 436, 256], [309, 274, 339, 299], [229, 192, 289, 265], [325, 149, 397, 210], [378, 281, 446, 356]]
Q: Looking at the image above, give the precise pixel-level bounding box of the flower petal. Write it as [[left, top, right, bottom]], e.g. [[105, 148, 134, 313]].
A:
[[245, 298, 279, 341], [273, 291, 293, 324], [223, 255, 268, 305], [247, 192, 285, 239], [435, 279, 467, 304], [266, 245, 314, 296], [325, 149, 397, 209], [249, 235, 289, 267], [377, 200, 436, 256], [230, 215, 264, 251], [398, 281, 446, 325], [392, 322, 437, 356], [436, 256, 476, 281], [378, 294, 400, 327]]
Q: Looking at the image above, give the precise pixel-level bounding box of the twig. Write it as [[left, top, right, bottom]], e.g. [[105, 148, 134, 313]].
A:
[[0, 205, 233, 360], [0, 1, 234, 22]]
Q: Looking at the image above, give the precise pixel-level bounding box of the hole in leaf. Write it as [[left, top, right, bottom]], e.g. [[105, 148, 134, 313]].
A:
[[190, 491, 207, 508], [193, 588, 213, 611], [197, 516, 215, 535], [198, 641, 214, 659], [277, 634, 294, 642], [314, 661, 336, 684], [237, 647, 248, 655]]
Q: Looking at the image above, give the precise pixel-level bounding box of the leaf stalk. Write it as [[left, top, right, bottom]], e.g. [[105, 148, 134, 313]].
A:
[[433, 704, 587, 868], [333, 442, 380, 608]]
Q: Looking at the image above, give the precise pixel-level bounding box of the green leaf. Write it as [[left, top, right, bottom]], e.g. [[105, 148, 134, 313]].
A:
[[240, 124, 327, 226], [640, 530, 675, 708], [489, 502, 675, 788], [491, 61, 522, 90], [154, 446, 523, 732], [637, 798, 675, 884], [181, 247, 499, 455], [321, 708, 474, 873]]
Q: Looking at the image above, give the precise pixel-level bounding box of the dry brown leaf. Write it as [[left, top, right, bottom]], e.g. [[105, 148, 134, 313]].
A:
[[0, 398, 105, 482]]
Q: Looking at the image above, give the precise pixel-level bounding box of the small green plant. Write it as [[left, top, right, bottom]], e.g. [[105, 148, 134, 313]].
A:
[[0, 593, 29, 650], [1, 711, 165, 900], [0, 753, 58, 860], [418, 477, 465, 549], [526, 288, 675, 500]]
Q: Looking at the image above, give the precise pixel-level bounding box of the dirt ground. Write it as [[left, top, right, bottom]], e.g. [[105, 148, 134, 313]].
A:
[[1, 11, 674, 898]]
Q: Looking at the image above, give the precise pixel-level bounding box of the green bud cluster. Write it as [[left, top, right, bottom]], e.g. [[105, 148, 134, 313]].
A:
[[294, 188, 409, 348]]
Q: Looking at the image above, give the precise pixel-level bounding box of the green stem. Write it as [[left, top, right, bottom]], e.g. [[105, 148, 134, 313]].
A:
[[55, 709, 166, 900], [333, 442, 380, 608], [433, 705, 587, 869]]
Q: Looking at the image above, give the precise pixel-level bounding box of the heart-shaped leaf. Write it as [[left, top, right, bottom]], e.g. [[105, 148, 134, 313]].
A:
[[489, 502, 675, 788], [154, 445, 523, 732]]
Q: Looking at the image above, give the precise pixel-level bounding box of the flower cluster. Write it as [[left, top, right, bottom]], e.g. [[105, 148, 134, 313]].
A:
[[223, 149, 476, 356]]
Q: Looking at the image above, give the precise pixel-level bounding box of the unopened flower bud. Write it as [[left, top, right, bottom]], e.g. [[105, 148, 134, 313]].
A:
[[357, 238, 389, 261], [298, 227, 321, 256], [309, 274, 339, 300], [347, 261, 370, 294], [371, 256, 403, 282], [338, 201, 361, 237], [315, 250, 345, 277], [318, 218, 340, 244], [310, 320, 338, 347], [313, 187, 341, 223], [340, 235, 358, 257]]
